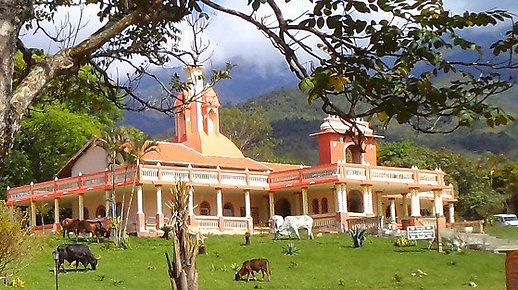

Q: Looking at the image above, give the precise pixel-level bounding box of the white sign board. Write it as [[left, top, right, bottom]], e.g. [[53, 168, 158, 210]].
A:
[[407, 226, 435, 240]]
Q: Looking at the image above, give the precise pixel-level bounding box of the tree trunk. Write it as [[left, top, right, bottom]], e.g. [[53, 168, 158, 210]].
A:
[[0, 0, 32, 178]]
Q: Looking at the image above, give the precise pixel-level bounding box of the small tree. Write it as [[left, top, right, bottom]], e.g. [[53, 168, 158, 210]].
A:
[[164, 182, 198, 290], [35, 202, 50, 229], [0, 202, 33, 280]]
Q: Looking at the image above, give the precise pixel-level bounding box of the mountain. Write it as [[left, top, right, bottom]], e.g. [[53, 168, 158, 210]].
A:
[[121, 58, 298, 134]]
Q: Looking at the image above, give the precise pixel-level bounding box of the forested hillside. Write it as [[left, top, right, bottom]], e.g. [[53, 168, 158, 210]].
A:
[[237, 86, 518, 164]]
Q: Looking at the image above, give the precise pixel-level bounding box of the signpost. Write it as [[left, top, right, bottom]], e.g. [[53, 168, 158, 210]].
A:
[[407, 226, 435, 240]]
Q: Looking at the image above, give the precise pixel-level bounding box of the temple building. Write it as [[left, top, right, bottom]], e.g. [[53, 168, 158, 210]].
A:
[[6, 65, 456, 235]]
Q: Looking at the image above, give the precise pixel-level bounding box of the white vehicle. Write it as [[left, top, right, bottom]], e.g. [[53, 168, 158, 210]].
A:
[[493, 214, 518, 226]]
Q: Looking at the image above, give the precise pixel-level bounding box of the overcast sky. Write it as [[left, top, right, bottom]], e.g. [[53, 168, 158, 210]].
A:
[[20, 0, 518, 75]]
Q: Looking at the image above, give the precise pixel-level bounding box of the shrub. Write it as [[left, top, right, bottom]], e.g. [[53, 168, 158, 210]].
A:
[[160, 225, 173, 240], [394, 237, 413, 247], [348, 226, 367, 248], [394, 273, 403, 283], [282, 242, 299, 255], [0, 202, 34, 279]]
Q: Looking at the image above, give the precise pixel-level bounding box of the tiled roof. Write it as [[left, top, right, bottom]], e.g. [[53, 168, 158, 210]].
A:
[[143, 142, 274, 172]]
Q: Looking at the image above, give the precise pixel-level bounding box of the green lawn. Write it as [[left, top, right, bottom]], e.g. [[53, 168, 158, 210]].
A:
[[13, 233, 506, 289], [486, 226, 518, 240]]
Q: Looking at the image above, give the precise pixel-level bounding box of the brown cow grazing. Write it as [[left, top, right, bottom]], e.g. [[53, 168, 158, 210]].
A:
[[61, 218, 80, 239], [75, 220, 107, 243], [87, 217, 112, 238], [234, 258, 271, 282]]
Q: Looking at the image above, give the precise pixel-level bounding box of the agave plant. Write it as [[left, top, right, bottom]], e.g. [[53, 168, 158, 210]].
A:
[[348, 226, 367, 248], [282, 242, 299, 255]]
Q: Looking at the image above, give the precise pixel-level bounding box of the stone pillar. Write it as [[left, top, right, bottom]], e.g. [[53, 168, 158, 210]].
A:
[[53, 198, 60, 232], [268, 191, 275, 218], [78, 193, 84, 220], [301, 188, 308, 215], [410, 188, 421, 217], [448, 203, 455, 223], [244, 190, 251, 218], [187, 186, 195, 226], [136, 185, 145, 232], [216, 188, 224, 232], [402, 193, 409, 218], [104, 190, 110, 217], [389, 198, 396, 227], [341, 184, 348, 213], [294, 193, 301, 215], [362, 185, 373, 214], [244, 190, 253, 233], [335, 184, 343, 212], [30, 199, 37, 227], [155, 185, 164, 229], [433, 190, 443, 216]]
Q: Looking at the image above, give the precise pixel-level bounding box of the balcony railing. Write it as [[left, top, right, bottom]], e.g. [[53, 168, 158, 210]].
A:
[[140, 165, 269, 188], [6, 168, 135, 203], [269, 163, 445, 188]]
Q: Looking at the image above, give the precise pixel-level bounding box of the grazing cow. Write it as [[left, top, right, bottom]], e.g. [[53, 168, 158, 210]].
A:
[[234, 258, 270, 282], [61, 218, 79, 239], [54, 244, 99, 273], [274, 215, 313, 240], [87, 217, 112, 238], [75, 220, 107, 243], [268, 215, 284, 234]]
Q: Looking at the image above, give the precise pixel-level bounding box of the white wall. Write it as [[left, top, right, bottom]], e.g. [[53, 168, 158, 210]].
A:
[[72, 146, 109, 176]]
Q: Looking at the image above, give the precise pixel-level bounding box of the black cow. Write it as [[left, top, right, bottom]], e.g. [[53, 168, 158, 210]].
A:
[[54, 244, 99, 273]]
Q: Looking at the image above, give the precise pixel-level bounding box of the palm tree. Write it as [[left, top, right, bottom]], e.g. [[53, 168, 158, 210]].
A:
[[35, 202, 50, 231], [93, 126, 131, 245], [121, 136, 159, 238]]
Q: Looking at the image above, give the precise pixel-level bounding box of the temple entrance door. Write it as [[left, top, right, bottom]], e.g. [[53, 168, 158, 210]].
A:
[[275, 198, 291, 217]]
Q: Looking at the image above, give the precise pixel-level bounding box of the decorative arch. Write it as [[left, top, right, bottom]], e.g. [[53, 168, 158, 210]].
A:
[[347, 190, 363, 213], [206, 109, 217, 134], [200, 201, 211, 216], [321, 198, 329, 213], [223, 202, 234, 217], [275, 198, 291, 217], [312, 198, 319, 214], [83, 208, 90, 219], [95, 205, 106, 218]]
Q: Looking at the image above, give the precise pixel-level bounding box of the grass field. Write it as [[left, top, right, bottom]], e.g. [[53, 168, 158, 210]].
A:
[[13, 233, 506, 289]]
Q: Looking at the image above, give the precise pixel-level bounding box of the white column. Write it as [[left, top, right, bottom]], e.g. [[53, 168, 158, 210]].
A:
[[402, 194, 409, 217], [341, 184, 348, 213], [368, 187, 374, 214], [335, 184, 343, 212], [410, 188, 420, 217], [244, 190, 251, 217], [188, 186, 194, 216], [434, 190, 443, 216], [54, 198, 60, 224], [448, 203, 455, 223], [362, 185, 373, 214], [137, 185, 143, 214], [389, 198, 396, 223], [268, 191, 275, 218], [301, 188, 308, 215], [156, 186, 162, 215], [78, 193, 84, 220], [216, 188, 223, 217]]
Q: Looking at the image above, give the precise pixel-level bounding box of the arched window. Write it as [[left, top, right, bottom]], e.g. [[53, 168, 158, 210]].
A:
[[312, 199, 319, 214], [347, 190, 363, 213], [200, 201, 210, 216], [83, 208, 89, 219], [96, 206, 106, 218], [223, 203, 234, 217], [321, 198, 328, 213]]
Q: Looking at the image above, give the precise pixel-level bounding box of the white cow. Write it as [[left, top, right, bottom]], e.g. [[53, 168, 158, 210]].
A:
[[269, 215, 284, 234], [271, 215, 313, 240]]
